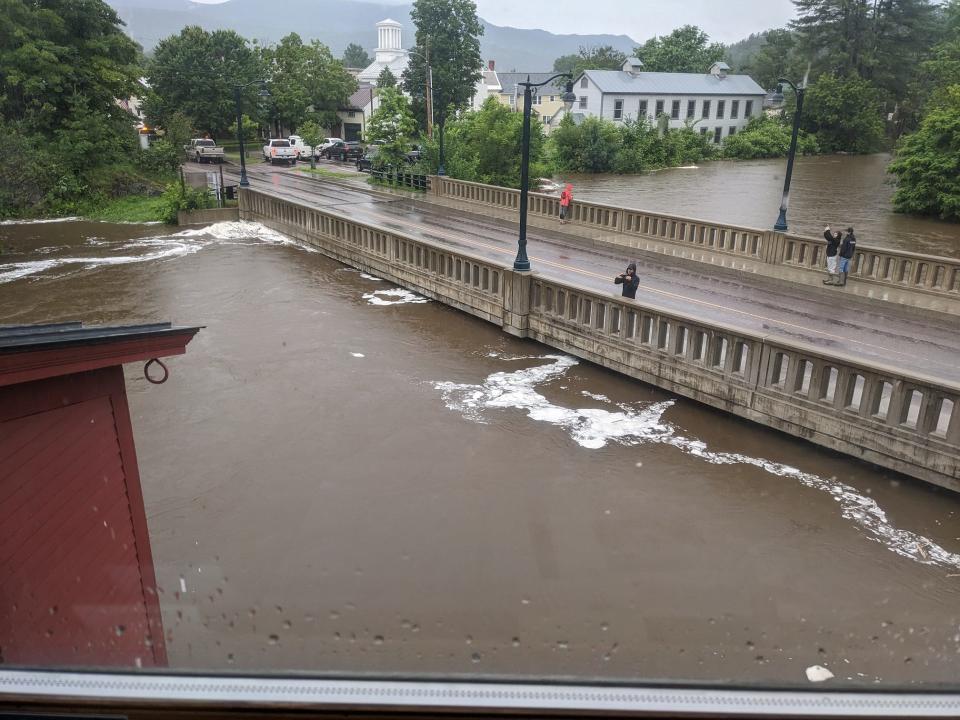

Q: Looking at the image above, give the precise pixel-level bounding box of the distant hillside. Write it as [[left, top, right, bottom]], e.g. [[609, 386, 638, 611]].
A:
[[107, 0, 639, 72]]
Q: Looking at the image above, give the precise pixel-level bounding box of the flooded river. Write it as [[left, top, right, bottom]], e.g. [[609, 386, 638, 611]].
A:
[[566, 154, 960, 259], [1, 218, 959, 685]]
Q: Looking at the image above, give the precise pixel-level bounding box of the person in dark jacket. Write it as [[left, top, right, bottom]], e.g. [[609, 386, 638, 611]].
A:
[[838, 227, 857, 286], [614, 262, 640, 299], [822, 225, 843, 285]]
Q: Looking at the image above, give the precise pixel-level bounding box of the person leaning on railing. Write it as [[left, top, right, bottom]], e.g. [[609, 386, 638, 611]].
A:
[[822, 225, 843, 286]]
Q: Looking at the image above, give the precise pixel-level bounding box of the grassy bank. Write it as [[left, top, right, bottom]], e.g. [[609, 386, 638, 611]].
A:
[[84, 194, 171, 223], [297, 166, 357, 179]]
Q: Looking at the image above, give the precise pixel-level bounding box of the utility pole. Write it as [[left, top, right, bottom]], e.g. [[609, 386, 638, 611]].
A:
[[424, 38, 434, 139]]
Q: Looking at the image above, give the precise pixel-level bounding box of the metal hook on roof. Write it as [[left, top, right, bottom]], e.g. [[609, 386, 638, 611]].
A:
[[144, 358, 169, 385]]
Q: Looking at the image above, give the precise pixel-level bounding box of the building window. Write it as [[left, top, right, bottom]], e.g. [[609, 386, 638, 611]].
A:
[[717, 100, 725, 119], [714, 127, 722, 144], [655, 99, 664, 116], [700, 127, 708, 135], [687, 100, 696, 119], [613, 99, 623, 120], [731, 100, 739, 119], [580, 76, 588, 88], [729, 126, 737, 136], [702, 100, 711, 119], [548, 95, 555, 102], [639, 100, 648, 118], [348, 111, 356, 117], [532, 95, 541, 105], [671, 100, 680, 119], [745, 100, 754, 117], [579, 96, 588, 109]]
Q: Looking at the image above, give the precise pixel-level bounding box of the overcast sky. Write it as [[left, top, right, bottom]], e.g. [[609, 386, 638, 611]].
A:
[[190, 0, 800, 44]]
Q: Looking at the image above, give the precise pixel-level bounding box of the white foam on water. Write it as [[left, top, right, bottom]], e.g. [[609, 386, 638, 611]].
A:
[[581, 391, 611, 402], [360, 273, 384, 281], [433, 354, 960, 571], [351, 352, 365, 358], [363, 288, 430, 306], [0, 216, 81, 225], [0, 221, 307, 284]]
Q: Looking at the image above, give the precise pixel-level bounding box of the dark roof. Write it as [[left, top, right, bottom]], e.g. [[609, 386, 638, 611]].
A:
[[496, 72, 563, 97], [0, 322, 201, 353], [344, 84, 375, 110]]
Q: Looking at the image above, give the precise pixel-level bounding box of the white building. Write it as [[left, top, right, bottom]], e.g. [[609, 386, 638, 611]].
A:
[[470, 60, 502, 111], [357, 19, 409, 86], [562, 59, 766, 143]]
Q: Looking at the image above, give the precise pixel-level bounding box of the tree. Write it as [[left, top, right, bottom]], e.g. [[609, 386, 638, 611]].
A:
[[365, 87, 417, 168], [889, 84, 960, 220], [635, 25, 726, 73], [801, 73, 885, 152], [435, 97, 544, 187], [403, 0, 483, 135], [145, 27, 262, 136], [0, 0, 145, 216], [721, 115, 819, 158], [262, 33, 357, 132], [377, 66, 398, 88], [162, 111, 195, 149], [342, 42, 371, 68], [0, 0, 141, 136], [552, 45, 627, 77], [791, 0, 939, 101], [296, 118, 325, 150], [741, 29, 802, 90]]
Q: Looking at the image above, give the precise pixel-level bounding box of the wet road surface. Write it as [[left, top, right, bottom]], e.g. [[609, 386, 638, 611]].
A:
[[228, 164, 960, 383], [1, 218, 959, 684]]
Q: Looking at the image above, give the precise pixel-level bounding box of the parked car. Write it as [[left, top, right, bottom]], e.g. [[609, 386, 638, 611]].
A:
[[314, 137, 342, 159], [405, 144, 422, 164], [262, 138, 297, 166], [356, 146, 380, 173], [287, 135, 312, 159], [324, 140, 363, 162], [184, 138, 225, 164]]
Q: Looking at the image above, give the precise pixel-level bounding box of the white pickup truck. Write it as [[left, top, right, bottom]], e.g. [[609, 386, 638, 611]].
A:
[[184, 138, 225, 164], [262, 138, 297, 166], [287, 135, 312, 159]]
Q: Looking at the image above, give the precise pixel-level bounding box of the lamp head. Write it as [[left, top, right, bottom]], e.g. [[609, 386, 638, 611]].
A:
[[258, 82, 271, 98]]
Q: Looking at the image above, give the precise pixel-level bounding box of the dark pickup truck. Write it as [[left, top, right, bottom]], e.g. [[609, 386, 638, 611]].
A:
[[324, 141, 363, 161]]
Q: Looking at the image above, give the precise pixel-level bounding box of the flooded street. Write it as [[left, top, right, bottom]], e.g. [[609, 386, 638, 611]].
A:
[[566, 154, 960, 258], [1, 218, 959, 685]]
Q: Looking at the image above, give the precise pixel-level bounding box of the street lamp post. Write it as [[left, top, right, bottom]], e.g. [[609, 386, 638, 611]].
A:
[[772, 77, 806, 232], [234, 80, 270, 188], [513, 74, 576, 271]]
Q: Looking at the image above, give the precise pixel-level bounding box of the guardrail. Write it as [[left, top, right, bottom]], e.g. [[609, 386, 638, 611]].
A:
[[241, 187, 960, 491], [371, 168, 430, 191], [430, 176, 960, 302]]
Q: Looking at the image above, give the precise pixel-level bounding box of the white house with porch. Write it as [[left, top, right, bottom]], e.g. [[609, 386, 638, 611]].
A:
[[560, 59, 766, 143]]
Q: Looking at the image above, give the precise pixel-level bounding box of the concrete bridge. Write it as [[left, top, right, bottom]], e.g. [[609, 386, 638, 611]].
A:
[[232, 165, 960, 492]]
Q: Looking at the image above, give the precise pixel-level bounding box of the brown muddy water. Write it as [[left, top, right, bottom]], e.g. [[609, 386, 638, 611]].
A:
[[1, 218, 959, 685], [565, 154, 960, 259]]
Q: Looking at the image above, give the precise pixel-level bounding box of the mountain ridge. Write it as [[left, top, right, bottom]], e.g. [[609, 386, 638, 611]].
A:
[[106, 0, 640, 72]]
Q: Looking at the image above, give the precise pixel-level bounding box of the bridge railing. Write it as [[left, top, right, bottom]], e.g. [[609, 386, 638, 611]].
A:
[[242, 187, 960, 489], [528, 275, 960, 471], [431, 176, 960, 300]]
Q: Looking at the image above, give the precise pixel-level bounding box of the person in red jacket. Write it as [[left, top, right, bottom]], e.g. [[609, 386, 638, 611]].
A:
[[559, 184, 573, 224]]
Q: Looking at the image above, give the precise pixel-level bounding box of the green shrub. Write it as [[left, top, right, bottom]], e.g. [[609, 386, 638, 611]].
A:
[[137, 140, 181, 176], [159, 182, 216, 223], [722, 116, 819, 159]]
